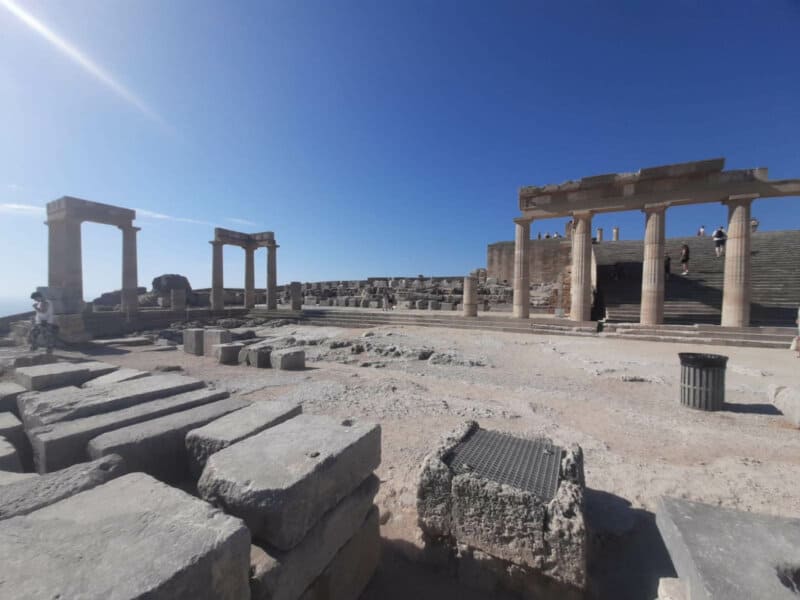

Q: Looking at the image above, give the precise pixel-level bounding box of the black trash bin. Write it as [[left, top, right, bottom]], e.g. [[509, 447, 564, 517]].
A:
[[678, 353, 728, 411]]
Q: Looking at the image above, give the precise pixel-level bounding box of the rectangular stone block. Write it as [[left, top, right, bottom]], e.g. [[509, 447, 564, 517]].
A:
[[214, 342, 245, 365], [0, 437, 21, 472], [199, 414, 381, 550], [298, 505, 380, 600], [183, 328, 205, 355], [0, 473, 251, 600], [246, 346, 271, 368], [186, 401, 302, 476], [18, 374, 207, 429], [250, 476, 379, 600], [271, 348, 305, 371], [204, 329, 232, 356], [0, 412, 30, 470], [28, 387, 230, 473], [0, 382, 25, 415], [0, 454, 126, 520], [83, 368, 150, 388], [429, 300, 441, 310], [14, 363, 91, 391], [88, 397, 250, 483], [171, 288, 187, 310]]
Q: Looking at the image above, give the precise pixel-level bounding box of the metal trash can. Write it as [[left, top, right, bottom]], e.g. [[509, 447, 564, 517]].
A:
[[678, 353, 728, 411]]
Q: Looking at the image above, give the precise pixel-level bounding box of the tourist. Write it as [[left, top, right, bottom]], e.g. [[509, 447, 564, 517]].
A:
[[697, 225, 705, 236], [680, 243, 690, 275], [29, 291, 55, 353], [553, 232, 560, 239], [751, 217, 760, 233], [664, 254, 671, 280], [544, 233, 551, 239], [537, 232, 542, 240], [712, 226, 727, 257]]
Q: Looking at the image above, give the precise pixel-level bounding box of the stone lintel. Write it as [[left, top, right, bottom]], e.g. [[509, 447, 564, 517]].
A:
[[214, 227, 276, 248], [46, 197, 135, 227]]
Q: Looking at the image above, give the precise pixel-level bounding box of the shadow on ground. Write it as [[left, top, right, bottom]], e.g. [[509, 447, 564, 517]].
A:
[[722, 402, 782, 415]]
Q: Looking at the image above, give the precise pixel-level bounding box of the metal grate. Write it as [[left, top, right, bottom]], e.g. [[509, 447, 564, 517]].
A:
[[446, 429, 563, 501]]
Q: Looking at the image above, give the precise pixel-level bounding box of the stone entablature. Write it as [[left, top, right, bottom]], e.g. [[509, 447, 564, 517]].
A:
[[210, 228, 278, 311]]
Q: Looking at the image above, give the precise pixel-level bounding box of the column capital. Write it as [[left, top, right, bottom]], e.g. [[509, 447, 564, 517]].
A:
[[118, 225, 141, 233], [724, 193, 759, 206], [513, 216, 533, 226], [571, 210, 593, 220], [210, 240, 224, 247], [642, 202, 670, 214]]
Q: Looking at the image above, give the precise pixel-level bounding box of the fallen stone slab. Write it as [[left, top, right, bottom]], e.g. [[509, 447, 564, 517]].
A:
[[657, 496, 800, 600], [250, 476, 379, 600], [83, 367, 151, 388], [0, 351, 57, 373], [297, 505, 380, 600], [88, 397, 250, 483], [0, 454, 126, 520], [14, 362, 91, 391], [199, 414, 381, 549], [28, 387, 230, 473], [0, 412, 30, 470], [271, 347, 305, 370], [0, 437, 21, 472], [0, 382, 25, 414], [0, 472, 251, 600], [214, 342, 245, 365], [769, 384, 800, 427], [93, 336, 153, 347], [18, 373, 207, 428], [186, 400, 302, 476], [204, 329, 232, 356], [183, 328, 205, 355]]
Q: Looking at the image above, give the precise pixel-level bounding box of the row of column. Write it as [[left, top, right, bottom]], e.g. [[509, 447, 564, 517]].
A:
[[511, 195, 755, 327], [211, 242, 278, 311]]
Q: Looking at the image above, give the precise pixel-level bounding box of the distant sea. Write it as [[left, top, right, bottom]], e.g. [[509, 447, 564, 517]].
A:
[[0, 298, 33, 318]]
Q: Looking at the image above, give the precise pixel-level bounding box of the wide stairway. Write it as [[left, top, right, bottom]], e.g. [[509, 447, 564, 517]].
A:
[[594, 230, 800, 327]]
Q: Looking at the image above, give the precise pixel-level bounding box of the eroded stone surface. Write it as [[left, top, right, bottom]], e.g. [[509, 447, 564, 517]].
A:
[[14, 363, 92, 391], [214, 342, 245, 365], [83, 368, 150, 388], [0, 382, 25, 414], [271, 347, 305, 370], [183, 328, 204, 355], [0, 473, 251, 600], [204, 329, 232, 356]]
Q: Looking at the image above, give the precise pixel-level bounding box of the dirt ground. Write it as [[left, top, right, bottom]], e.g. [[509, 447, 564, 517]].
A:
[[77, 324, 800, 599]]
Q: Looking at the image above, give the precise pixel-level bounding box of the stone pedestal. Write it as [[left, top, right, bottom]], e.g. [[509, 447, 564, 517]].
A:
[[570, 212, 593, 322], [290, 281, 302, 311], [640, 206, 666, 325], [463, 276, 478, 317], [512, 218, 532, 319], [211, 241, 224, 312], [721, 195, 755, 328], [244, 246, 255, 309], [120, 226, 140, 314], [267, 245, 278, 310]]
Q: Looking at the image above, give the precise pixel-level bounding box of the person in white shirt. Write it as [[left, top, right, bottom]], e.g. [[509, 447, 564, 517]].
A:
[[29, 291, 55, 352]]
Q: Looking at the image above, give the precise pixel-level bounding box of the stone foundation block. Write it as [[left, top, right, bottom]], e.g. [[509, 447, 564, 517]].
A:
[[298, 504, 380, 600], [0, 382, 26, 415], [203, 329, 232, 356], [0, 473, 251, 600], [214, 342, 245, 365], [199, 414, 381, 550], [250, 476, 379, 600], [14, 363, 91, 391], [0, 454, 126, 520], [186, 400, 301, 476], [88, 397, 250, 483], [0, 412, 30, 470], [271, 347, 305, 370], [183, 328, 205, 355], [246, 346, 271, 368], [28, 387, 229, 473], [0, 437, 21, 472], [84, 368, 151, 388]]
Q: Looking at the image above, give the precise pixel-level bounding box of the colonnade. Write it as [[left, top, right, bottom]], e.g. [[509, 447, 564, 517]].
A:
[[210, 228, 278, 312]]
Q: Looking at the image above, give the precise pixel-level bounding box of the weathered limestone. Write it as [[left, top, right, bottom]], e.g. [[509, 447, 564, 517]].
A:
[[512, 217, 532, 319], [211, 241, 225, 311], [214, 342, 245, 365], [211, 228, 278, 311], [271, 347, 305, 370], [198, 414, 381, 549], [240, 345, 271, 368], [250, 476, 379, 600], [27, 387, 229, 473], [18, 374, 206, 428], [0, 473, 251, 600], [0, 471, 37, 486], [88, 397, 250, 483], [640, 205, 667, 325], [186, 400, 301, 475], [290, 281, 302, 311], [245, 245, 256, 308], [267, 244, 278, 309], [0, 412, 28, 469], [204, 329, 232, 356], [83, 367, 150, 388], [462, 276, 478, 317], [14, 363, 90, 391], [570, 211, 593, 322], [120, 225, 140, 313], [0, 382, 25, 414], [0, 454, 126, 520], [0, 437, 21, 472], [171, 287, 187, 310], [721, 194, 755, 327], [183, 328, 205, 355]]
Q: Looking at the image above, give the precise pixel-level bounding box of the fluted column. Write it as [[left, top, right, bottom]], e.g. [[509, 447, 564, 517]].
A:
[[211, 241, 224, 311], [512, 217, 532, 319], [640, 205, 667, 325], [570, 211, 593, 322], [244, 245, 255, 308], [267, 244, 278, 310], [47, 217, 83, 313], [721, 195, 756, 327], [463, 276, 478, 317], [120, 226, 140, 313]]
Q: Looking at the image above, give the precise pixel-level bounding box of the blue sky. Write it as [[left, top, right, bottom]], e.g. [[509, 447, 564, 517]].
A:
[[1, 0, 799, 311]]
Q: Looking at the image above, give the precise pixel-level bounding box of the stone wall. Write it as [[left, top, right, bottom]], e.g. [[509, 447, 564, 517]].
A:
[[487, 240, 571, 286]]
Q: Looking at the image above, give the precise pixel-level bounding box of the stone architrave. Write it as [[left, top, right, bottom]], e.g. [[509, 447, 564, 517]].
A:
[[570, 211, 593, 322], [512, 218, 532, 319], [640, 205, 667, 325], [721, 195, 756, 328]]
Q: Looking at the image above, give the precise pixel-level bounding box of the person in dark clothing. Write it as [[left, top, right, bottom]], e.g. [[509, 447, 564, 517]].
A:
[[712, 226, 727, 257], [664, 254, 671, 280], [680, 244, 690, 275]]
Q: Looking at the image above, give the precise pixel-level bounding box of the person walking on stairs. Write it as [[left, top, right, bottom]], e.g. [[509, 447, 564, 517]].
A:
[[664, 254, 671, 280], [712, 226, 727, 257], [680, 244, 690, 275]]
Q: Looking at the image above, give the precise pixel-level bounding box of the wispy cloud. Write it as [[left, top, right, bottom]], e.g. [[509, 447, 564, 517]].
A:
[[135, 208, 212, 227], [0, 203, 45, 217], [225, 217, 259, 227], [0, 0, 165, 127], [5, 184, 22, 192]]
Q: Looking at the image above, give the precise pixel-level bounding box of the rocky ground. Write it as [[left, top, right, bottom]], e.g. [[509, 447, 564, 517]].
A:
[[29, 322, 800, 599]]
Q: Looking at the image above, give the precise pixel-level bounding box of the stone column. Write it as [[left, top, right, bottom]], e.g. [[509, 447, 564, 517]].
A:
[[290, 281, 302, 311], [171, 288, 187, 311], [596, 227, 604, 242], [570, 211, 593, 322], [211, 241, 224, 311], [640, 205, 667, 325], [612, 227, 620, 242], [267, 244, 278, 310], [244, 245, 255, 309], [47, 218, 83, 313], [721, 195, 756, 327], [463, 276, 478, 317], [120, 226, 140, 314], [512, 217, 532, 319]]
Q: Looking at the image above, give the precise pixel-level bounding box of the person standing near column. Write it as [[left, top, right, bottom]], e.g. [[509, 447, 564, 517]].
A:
[[680, 243, 690, 275]]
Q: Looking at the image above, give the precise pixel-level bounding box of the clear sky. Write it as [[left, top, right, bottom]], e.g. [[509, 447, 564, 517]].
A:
[[1, 1, 799, 312]]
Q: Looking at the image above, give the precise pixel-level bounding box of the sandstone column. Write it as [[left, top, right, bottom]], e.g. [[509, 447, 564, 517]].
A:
[[266, 244, 278, 310], [512, 217, 532, 319], [463, 276, 478, 317], [612, 227, 620, 241], [47, 218, 83, 313], [721, 195, 756, 327], [120, 226, 140, 314], [640, 205, 667, 325], [290, 281, 302, 311], [570, 211, 593, 322], [244, 245, 255, 309], [596, 227, 604, 242], [211, 241, 224, 311]]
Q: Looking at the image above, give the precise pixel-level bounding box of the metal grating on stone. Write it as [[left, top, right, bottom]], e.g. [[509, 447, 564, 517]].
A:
[[446, 429, 563, 501]]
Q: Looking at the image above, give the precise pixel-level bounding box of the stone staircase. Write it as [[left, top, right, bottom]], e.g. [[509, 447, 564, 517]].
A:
[[594, 230, 800, 327]]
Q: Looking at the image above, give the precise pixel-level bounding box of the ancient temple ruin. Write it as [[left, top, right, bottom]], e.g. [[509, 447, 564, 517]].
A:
[[210, 228, 279, 311]]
